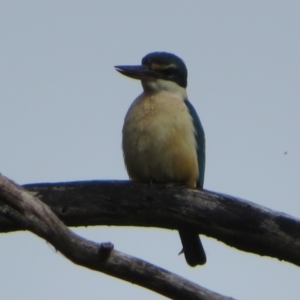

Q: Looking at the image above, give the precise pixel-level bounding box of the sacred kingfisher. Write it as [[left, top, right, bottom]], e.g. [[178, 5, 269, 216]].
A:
[[115, 52, 206, 267]]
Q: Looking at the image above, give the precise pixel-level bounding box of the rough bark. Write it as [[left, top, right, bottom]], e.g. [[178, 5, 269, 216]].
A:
[[12, 180, 300, 267], [0, 174, 234, 300], [1, 178, 300, 267]]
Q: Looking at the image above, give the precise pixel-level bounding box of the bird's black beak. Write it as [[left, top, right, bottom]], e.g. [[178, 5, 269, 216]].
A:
[[114, 65, 159, 80]]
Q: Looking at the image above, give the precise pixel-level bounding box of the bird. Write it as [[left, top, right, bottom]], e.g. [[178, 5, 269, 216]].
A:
[[115, 52, 206, 267]]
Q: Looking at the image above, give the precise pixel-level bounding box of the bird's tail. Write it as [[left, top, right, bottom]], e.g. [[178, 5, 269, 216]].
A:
[[178, 229, 206, 267]]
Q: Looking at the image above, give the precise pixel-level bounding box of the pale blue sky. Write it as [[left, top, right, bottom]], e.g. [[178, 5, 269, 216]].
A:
[[1, 2, 300, 299]]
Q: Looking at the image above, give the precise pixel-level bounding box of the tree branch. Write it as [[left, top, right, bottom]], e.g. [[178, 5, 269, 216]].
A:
[[0, 178, 300, 268], [0, 174, 233, 300]]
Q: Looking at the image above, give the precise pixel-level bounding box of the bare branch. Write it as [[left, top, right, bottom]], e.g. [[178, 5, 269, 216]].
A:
[[1, 179, 300, 267], [0, 174, 234, 300]]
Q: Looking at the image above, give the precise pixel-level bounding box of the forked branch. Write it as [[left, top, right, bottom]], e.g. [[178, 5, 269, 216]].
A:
[[0, 174, 234, 300]]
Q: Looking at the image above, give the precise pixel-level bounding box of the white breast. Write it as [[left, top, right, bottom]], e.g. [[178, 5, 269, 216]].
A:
[[122, 91, 198, 187]]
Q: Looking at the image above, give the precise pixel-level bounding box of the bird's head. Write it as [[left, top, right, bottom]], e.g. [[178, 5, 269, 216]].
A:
[[115, 52, 188, 94]]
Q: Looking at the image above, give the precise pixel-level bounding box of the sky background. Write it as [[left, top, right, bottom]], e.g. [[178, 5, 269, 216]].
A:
[[1, 1, 300, 299]]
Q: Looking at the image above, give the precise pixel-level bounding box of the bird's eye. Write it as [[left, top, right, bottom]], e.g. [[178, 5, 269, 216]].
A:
[[160, 67, 176, 77]]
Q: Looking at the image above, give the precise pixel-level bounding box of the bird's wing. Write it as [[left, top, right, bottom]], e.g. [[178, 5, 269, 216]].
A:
[[184, 99, 205, 188]]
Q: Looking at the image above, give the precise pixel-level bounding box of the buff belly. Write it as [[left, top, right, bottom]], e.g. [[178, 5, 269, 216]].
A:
[[122, 91, 198, 188]]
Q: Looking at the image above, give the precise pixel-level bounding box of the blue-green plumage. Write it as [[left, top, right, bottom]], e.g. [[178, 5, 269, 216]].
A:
[[179, 99, 206, 266], [184, 99, 205, 188], [116, 52, 206, 266]]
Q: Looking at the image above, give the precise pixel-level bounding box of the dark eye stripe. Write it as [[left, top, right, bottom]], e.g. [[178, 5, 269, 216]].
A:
[[159, 67, 176, 77]]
